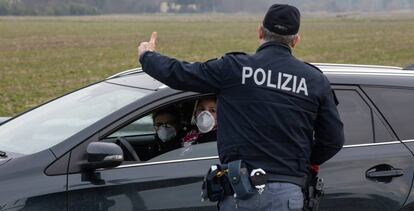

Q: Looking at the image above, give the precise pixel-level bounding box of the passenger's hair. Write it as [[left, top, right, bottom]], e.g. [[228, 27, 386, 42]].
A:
[[193, 96, 217, 118], [262, 26, 296, 46]]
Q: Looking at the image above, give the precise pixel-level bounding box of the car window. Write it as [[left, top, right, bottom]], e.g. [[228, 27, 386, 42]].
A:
[[363, 86, 414, 140], [0, 82, 150, 155], [336, 90, 373, 145], [335, 89, 393, 145], [373, 113, 395, 142]]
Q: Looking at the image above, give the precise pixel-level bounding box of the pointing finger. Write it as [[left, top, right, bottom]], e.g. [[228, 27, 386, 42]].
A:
[[149, 31, 157, 45]]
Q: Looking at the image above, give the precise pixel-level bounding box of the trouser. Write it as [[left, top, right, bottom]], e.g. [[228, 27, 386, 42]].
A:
[[218, 182, 304, 211]]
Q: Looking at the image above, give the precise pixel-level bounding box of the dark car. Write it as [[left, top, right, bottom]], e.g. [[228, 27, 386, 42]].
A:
[[1, 64, 414, 211]]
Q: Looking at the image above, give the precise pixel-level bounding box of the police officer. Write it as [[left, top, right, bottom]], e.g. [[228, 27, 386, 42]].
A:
[[138, 4, 344, 211]]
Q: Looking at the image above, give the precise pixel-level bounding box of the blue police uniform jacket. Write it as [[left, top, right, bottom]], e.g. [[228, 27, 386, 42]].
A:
[[140, 41, 345, 184]]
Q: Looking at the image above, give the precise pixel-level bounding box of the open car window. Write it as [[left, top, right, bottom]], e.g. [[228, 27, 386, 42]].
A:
[[103, 95, 218, 163]]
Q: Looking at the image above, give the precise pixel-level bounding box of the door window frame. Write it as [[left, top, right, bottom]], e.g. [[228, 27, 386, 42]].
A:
[[332, 85, 397, 148]]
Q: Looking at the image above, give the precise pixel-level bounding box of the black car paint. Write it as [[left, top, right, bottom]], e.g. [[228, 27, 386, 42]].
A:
[[0, 158, 11, 167], [67, 159, 218, 210], [318, 143, 414, 210], [0, 150, 67, 210], [1, 67, 414, 210]]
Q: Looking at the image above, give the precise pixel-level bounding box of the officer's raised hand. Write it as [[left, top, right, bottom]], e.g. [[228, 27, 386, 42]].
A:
[[138, 32, 157, 58]]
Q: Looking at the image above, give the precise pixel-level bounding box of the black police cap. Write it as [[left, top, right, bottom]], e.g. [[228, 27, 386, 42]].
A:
[[263, 4, 300, 35]]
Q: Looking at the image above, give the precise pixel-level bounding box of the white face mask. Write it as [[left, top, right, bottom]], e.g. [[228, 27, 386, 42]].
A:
[[156, 125, 177, 142], [196, 111, 215, 133]]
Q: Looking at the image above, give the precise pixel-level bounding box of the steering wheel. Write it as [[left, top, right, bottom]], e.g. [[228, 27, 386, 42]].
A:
[[116, 137, 141, 162]]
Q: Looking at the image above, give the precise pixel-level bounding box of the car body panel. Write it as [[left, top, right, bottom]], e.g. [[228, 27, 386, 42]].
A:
[[67, 156, 218, 210], [0, 158, 11, 167], [398, 140, 414, 210], [319, 143, 414, 210], [0, 150, 67, 210]]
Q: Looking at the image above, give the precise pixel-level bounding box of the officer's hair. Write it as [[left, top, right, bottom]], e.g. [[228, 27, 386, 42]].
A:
[[262, 26, 296, 46]]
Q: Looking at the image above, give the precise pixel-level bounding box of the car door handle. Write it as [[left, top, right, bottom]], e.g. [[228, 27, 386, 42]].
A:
[[366, 169, 404, 178], [366, 164, 404, 179]]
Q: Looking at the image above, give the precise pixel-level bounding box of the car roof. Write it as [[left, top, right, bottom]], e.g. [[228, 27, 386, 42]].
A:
[[106, 63, 414, 90], [317, 63, 414, 88]]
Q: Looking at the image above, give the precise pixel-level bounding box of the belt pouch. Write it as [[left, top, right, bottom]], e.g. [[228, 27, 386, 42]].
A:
[[227, 160, 255, 199]]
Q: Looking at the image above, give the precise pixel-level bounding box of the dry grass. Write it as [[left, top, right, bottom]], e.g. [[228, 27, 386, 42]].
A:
[[0, 14, 414, 116]]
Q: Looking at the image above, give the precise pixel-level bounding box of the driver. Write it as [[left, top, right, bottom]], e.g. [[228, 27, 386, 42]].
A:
[[152, 106, 183, 153]]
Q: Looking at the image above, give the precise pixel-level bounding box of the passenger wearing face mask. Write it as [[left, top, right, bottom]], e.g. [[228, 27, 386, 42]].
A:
[[152, 106, 183, 153], [182, 97, 217, 146]]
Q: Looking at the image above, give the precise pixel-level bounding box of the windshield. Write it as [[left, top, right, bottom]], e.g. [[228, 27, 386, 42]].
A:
[[0, 82, 150, 155]]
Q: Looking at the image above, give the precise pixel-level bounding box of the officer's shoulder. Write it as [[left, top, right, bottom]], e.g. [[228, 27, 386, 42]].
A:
[[303, 62, 323, 74], [223, 52, 249, 62], [204, 52, 247, 63]]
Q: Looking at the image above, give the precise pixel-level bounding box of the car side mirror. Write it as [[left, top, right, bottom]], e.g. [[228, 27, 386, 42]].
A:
[[81, 142, 124, 171]]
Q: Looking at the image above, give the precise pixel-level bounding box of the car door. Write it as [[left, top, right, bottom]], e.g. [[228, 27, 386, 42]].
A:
[[361, 85, 414, 209], [67, 149, 219, 211], [318, 85, 414, 211], [66, 93, 219, 211]]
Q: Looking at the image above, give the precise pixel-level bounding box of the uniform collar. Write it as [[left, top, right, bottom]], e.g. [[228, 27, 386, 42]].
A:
[[256, 41, 292, 54]]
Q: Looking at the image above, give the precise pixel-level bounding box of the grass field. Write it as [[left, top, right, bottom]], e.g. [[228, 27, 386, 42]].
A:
[[0, 14, 414, 116]]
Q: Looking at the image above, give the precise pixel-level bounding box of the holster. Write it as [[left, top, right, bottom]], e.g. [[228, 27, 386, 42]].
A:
[[304, 173, 324, 211]]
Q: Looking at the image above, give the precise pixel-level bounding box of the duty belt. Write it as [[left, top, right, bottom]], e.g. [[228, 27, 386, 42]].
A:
[[266, 174, 308, 188], [201, 160, 308, 202]]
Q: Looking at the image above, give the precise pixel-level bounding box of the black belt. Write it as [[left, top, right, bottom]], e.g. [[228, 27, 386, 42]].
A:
[[251, 174, 307, 188]]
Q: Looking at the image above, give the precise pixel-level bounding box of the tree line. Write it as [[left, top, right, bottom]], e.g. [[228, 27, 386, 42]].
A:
[[1, 0, 413, 16]]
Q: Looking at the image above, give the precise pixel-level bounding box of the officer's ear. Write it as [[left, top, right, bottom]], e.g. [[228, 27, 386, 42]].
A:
[[258, 25, 265, 40], [290, 34, 300, 48]]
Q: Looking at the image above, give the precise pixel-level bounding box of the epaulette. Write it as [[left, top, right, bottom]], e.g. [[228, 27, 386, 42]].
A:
[[225, 52, 247, 56], [304, 62, 323, 74]]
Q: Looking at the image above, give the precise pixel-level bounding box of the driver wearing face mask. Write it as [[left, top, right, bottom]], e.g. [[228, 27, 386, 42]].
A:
[[152, 106, 183, 153], [182, 97, 217, 146]]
